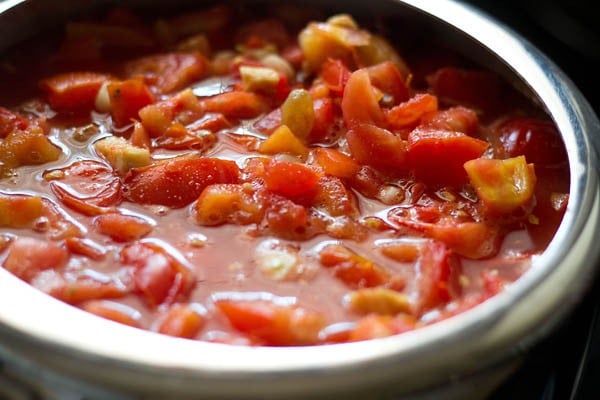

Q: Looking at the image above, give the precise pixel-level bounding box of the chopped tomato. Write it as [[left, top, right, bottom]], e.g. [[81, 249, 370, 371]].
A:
[[386, 94, 438, 131], [259, 125, 309, 158], [320, 58, 350, 96], [107, 79, 155, 127], [201, 91, 269, 119], [493, 117, 567, 165], [264, 196, 310, 239], [138, 89, 204, 137], [313, 148, 361, 179], [367, 61, 410, 105], [407, 128, 489, 186], [426, 67, 505, 112], [313, 175, 358, 217], [194, 184, 265, 226], [125, 52, 208, 94], [2, 237, 68, 282], [123, 157, 240, 208], [0, 194, 44, 228], [95, 213, 154, 242], [0, 127, 62, 171], [263, 159, 320, 205], [319, 244, 390, 288], [341, 69, 385, 129], [346, 124, 408, 170], [65, 237, 107, 260], [46, 160, 122, 207], [415, 241, 460, 313], [349, 314, 416, 342], [156, 304, 205, 339], [465, 156, 537, 214], [83, 300, 142, 328], [421, 106, 479, 136], [214, 298, 325, 346], [39, 72, 110, 111], [308, 98, 335, 143], [0, 107, 29, 138], [253, 108, 282, 135], [39, 272, 130, 304], [121, 241, 195, 307]]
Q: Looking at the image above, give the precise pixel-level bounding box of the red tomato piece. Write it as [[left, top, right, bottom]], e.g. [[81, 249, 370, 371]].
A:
[[253, 108, 282, 135], [83, 300, 142, 328], [407, 128, 489, 186], [201, 91, 269, 119], [65, 237, 107, 261], [194, 184, 265, 226], [319, 244, 390, 288], [415, 241, 460, 313], [157, 304, 206, 339], [39, 72, 110, 111], [47, 160, 122, 207], [426, 67, 505, 112], [107, 79, 155, 127], [346, 124, 408, 170], [386, 94, 438, 131], [121, 241, 195, 307], [0, 107, 29, 138], [264, 159, 320, 204], [367, 61, 410, 105], [214, 298, 325, 346], [308, 98, 335, 143], [139, 89, 204, 137], [125, 52, 209, 94], [38, 272, 130, 304], [313, 148, 361, 179], [342, 69, 385, 129], [320, 58, 351, 96], [313, 175, 358, 217], [349, 314, 416, 342], [264, 195, 310, 238], [493, 117, 567, 166], [123, 157, 240, 208], [3, 237, 69, 282], [421, 106, 480, 136], [95, 213, 154, 242]]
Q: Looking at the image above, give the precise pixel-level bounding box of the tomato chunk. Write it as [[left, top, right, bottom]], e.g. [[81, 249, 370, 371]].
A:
[[407, 128, 489, 186], [3, 237, 68, 282], [319, 244, 390, 288], [95, 213, 154, 242], [214, 297, 325, 346], [201, 91, 269, 119], [194, 184, 265, 226], [123, 157, 240, 208], [341, 69, 385, 129], [264, 159, 320, 204], [415, 241, 460, 313], [313, 148, 360, 179], [465, 156, 537, 214], [0, 107, 29, 138], [83, 300, 142, 328], [39, 72, 109, 111], [346, 124, 408, 171], [107, 79, 155, 127], [156, 303, 206, 339]]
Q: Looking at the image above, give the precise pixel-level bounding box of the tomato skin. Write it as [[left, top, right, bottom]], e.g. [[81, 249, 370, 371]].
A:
[[421, 106, 479, 136], [95, 213, 154, 242], [3, 237, 69, 282], [367, 61, 410, 105], [320, 58, 351, 96], [341, 69, 385, 129], [493, 117, 567, 165], [46, 160, 122, 207], [0, 107, 29, 138], [156, 304, 205, 339], [83, 300, 142, 328], [39, 72, 110, 111], [264, 159, 320, 204], [201, 91, 269, 119], [386, 94, 438, 131], [215, 298, 325, 346], [313, 148, 360, 179], [123, 157, 240, 208], [121, 241, 195, 307], [346, 124, 408, 171], [416, 241, 460, 313], [426, 67, 504, 112], [107, 79, 155, 127], [407, 128, 488, 186], [125, 52, 208, 94]]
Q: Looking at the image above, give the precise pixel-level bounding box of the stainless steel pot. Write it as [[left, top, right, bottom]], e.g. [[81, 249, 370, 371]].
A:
[[1, 0, 599, 399]]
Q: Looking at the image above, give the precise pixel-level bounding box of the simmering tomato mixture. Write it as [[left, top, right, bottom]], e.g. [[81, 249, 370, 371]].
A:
[[0, 5, 569, 346]]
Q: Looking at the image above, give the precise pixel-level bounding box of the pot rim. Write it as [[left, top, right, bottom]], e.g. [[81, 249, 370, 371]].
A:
[[1, 0, 599, 397]]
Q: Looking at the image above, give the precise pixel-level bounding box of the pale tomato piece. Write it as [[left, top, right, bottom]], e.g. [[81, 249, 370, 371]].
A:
[[465, 156, 537, 213], [3, 237, 68, 282]]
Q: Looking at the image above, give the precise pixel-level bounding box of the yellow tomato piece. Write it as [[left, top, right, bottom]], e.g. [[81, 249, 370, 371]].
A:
[[281, 89, 315, 140], [465, 156, 537, 213], [259, 125, 309, 158]]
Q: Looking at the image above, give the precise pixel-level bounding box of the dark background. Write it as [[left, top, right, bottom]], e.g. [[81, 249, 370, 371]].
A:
[[462, 1, 600, 399]]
